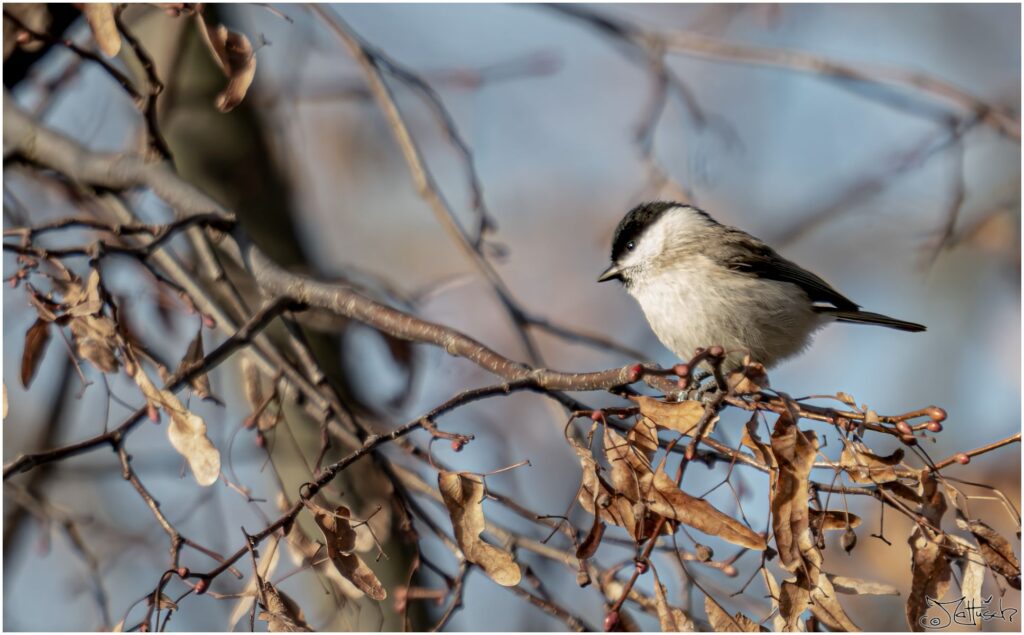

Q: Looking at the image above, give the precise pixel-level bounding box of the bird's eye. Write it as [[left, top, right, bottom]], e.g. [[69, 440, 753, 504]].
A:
[[626, 240, 636, 251]]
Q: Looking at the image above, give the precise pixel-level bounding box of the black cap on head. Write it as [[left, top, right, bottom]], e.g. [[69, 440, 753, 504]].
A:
[[610, 202, 679, 262]]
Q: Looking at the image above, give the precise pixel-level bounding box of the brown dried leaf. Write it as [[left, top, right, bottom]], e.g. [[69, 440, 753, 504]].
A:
[[954, 513, 1021, 589], [906, 473, 952, 630], [726, 359, 769, 394], [704, 595, 764, 632], [258, 581, 312, 632], [627, 417, 659, 462], [70, 314, 120, 373], [201, 21, 257, 113], [778, 580, 810, 631], [809, 509, 862, 531], [809, 574, 860, 631], [603, 428, 649, 502], [632, 396, 706, 437], [20, 318, 50, 388], [828, 574, 900, 596], [770, 412, 818, 570], [438, 471, 522, 587], [241, 357, 279, 431], [76, 4, 120, 56], [307, 502, 387, 600], [840, 444, 904, 484], [65, 270, 103, 317], [572, 438, 648, 541], [652, 571, 694, 631], [641, 469, 766, 551], [133, 366, 220, 486], [149, 592, 178, 610], [576, 514, 605, 560], [179, 331, 212, 400], [228, 537, 281, 630]]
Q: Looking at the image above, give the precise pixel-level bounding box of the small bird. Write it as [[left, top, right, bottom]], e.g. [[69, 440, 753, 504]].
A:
[[598, 202, 925, 370]]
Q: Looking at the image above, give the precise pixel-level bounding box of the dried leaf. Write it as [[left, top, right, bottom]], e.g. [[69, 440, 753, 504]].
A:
[[307, 502, 386, 600], [726, 359, 769, 394], [572, 438, 648, 541], [4, 4, 50, 59], [241, 357, 279, 431], [20, 318, 50, 388], [640, 469, 766, 551], [70, 314, 120, 373], [201, 21, 257, 112], [840, 444, 904, 484], [603, 428, 649, 502], [77, 4, 120, 56], [576, 515, 605, 560], [65, 270, 103, 317], [632, 396, 706, 437], [149, 593, 178, 610], [954, 514, 1021, 589], [258, 581, 312, 632], [652, 570, 694, 631], [906, 473, 952, 630], [827, 574, 900, 596], [228, 537, 281, 630], [133, 366, 220, 486], [809, 574, 860, 631], [770, 412, 818, 571], [281, 499, 361, 601], [704, 595, 764, 632], [809, 509, 862, 531], [438, 471, 522, 587], [179, 331, 212, 400], [627, 417, 659, 462]]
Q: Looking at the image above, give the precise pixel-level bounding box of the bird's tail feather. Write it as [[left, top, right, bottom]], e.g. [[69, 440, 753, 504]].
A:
[[819, 309, 926, 332]]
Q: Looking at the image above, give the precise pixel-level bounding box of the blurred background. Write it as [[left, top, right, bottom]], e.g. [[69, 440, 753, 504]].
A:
[[3, 3, 1020, 631]]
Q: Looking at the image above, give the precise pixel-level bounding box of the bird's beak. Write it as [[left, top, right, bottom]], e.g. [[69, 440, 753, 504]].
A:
[[597, 264, 623, 283]]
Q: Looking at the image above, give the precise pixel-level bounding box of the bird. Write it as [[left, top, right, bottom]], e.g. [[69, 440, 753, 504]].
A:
[[598, 202, 925, 370]]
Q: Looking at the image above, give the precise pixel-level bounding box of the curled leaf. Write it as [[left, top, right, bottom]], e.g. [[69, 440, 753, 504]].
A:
[[640, 469, 766, 551], [809, 509, 862, 531], [828, 574, 899, 596], [704, 595, 764, 632], [228, 537, 281, 630], [840, 444, 904, 484], [438, 471, 522, 587], [133, 366, 220, 486], [954, 513, 1021, 589], [20, 318, 50, 388], [258, 581, 312, 632], [200, 20, 257, 112], [307, 502, 387, 600], [632, 396, 706, 437]]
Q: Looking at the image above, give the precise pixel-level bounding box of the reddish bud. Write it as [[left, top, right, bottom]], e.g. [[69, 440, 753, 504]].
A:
[[242, 416, 255, 430], [895, 421, 912, 436], [901, 434, 917, 445], [139, 623, 150, 632], [926, 421, 943, 433], [955, 452, 971, 465], [673, 363, 690, 379], [147, 404, 160, 423], [927, 407, 947, 422], [202, 314, 216, 329], [708, 345, 724, 357], [634, 560, 648, 574], [255, 432, 266, 448], [603, 610, 620, 632], [8, 277, 17, 289], [393, 586, 408, 613], [590, 410, 604, 422], [684, 445, 695, 461], [450, 439, 464, 452], [194, 578, 208, 595], [627, 364, 643, 383], [176, 567, 190, 578]]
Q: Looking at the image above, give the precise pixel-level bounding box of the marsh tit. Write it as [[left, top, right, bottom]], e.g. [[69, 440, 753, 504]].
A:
[[599, 202, 925, 370]]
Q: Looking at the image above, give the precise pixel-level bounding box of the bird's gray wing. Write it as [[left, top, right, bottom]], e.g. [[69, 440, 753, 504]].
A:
[[720, 230, 860, 311]]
